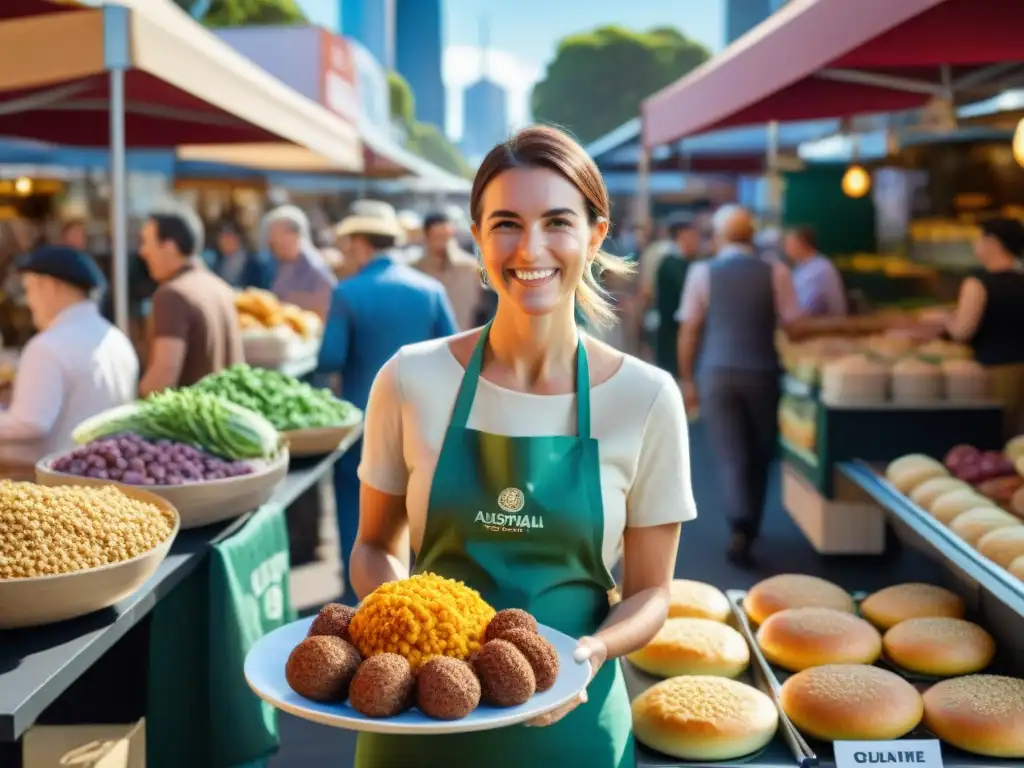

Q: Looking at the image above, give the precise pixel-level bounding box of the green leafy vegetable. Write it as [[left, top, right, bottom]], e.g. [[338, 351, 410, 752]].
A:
[[189, 364, 361, 432]]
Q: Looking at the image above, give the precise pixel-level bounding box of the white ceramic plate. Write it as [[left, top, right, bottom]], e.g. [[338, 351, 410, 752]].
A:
[[244, 615, 591, 735]]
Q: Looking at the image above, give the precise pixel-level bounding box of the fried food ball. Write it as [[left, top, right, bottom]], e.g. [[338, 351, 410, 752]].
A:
[[308, 603, 356, 642], [486, 608, 538, 641], [349, 653, 416, 717], [348, 573, 495, 669], [500, 628, 559, 692], [0, 481, 176, 579], [474, 639, 536, 707], [416, 657, 481, 720], [285, 636, 361, 702]]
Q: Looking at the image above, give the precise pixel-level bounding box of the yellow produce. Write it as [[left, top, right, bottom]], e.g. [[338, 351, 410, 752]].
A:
[[348, 572, 495, 669]]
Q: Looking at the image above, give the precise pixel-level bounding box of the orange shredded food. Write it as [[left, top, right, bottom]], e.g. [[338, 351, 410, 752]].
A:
[[348, 572, 495, 669]]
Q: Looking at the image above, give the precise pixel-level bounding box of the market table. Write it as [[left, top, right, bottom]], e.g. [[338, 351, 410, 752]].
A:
[[0, 448, 346, 767]]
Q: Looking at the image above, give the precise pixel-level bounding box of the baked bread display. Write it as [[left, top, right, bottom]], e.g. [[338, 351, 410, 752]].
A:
[[928, 489, 994, 525], [885, 454, 947, 494], [756, 607, 882, 672], [627, 618, 749, 679], [909, 476, 967, 509], [859, 583, 965, 630], [667, 579, 731, 623], [923, 675, 1024, 758], [780, 664, 923, 741], [744, 574, 855, 625], [632, 676, 779, 761]]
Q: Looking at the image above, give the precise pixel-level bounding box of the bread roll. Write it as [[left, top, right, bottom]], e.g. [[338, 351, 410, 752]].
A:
[[632, 676, 779, 761], [859, 583, 966, 630], [745, 574, 855, 625], [780, 664, 923, 741], [1009, 556, 1024, 580], [950, 508, 1023, 547], [668, 579, 731, 623], [929, 489, 994, 525], [923, 675, 1024, 758], [756, 608, 881, 671], [909, 476, 967, 509], [885, 454, 947, 494], [977, 526, 1024, 568], [883, 617, 995, 676], [627, 618, 749, 679]]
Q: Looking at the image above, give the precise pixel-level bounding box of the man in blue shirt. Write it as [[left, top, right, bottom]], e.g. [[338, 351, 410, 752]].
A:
[[318, 200, 457, 602]]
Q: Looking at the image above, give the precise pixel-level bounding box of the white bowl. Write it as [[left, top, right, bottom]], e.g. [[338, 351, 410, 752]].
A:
[[36, 448, 289, 530], [0, 487, 179, 628]]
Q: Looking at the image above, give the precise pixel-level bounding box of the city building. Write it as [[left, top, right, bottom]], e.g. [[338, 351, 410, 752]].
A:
[[459, 18, 509, 160], [394, 0, 446, 131], [339, 0, 395, 70], [724, 0, 780, 45]]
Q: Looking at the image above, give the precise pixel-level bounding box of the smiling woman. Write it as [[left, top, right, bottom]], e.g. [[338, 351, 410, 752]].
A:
[[350, 125, 696, 768]]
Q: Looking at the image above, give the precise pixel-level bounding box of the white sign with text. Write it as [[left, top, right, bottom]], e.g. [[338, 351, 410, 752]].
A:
[[834, 740, 943, 768]]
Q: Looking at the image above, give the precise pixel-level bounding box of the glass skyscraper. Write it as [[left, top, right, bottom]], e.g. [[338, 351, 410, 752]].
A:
[[394, 0, 446, 131]]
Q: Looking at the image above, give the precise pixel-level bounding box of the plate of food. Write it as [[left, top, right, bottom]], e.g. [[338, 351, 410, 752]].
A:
[[244, 573, 592, 734]]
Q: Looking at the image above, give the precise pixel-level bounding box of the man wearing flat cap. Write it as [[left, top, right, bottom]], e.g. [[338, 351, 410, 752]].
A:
[[319, 199, 457, 603], [0, 246, 138, 467]]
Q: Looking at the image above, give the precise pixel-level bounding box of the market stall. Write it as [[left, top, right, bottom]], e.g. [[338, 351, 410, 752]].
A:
[[0, 0, 363, 334]]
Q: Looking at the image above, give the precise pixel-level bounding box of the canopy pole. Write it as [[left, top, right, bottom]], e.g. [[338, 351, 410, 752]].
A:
[[109, 67, 129, 335], [635, 145, 651, 231]]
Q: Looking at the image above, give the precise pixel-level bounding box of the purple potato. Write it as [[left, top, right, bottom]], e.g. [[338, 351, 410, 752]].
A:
[[122, 471, 145, 485]]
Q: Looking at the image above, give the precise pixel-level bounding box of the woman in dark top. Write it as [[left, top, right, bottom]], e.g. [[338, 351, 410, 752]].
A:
[[922, 217, 1024, 434]]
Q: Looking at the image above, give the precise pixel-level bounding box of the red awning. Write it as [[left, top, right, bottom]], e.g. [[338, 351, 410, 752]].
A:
[[0, 1, 362, 169], [642, 0, 1024, 148]]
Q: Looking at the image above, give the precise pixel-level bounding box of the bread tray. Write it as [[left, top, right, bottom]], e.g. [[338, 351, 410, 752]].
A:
[[623, 600, 815, 768], [0, 487, 179, 628], [36, 448, 288, 530], [727, 589, 1019, 768]]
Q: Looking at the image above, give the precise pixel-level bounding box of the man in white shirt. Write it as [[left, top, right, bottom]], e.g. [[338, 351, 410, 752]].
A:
[[0, 246, 138, 467]]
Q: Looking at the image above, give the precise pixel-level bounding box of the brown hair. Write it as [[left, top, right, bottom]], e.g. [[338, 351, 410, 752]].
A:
[[786, 225, 817, 251], [470, 125, 634, 326]]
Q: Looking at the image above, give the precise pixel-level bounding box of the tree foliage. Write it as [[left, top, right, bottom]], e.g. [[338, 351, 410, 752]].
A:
[[531, 25, 710, 145], [387, 71, 472, 178], [177, 0, 308, 27]]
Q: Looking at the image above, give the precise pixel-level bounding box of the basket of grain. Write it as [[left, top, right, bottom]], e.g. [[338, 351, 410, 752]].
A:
[[0, 481, 179, 628]]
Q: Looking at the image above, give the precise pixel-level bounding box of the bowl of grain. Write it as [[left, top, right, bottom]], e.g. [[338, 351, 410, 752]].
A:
[[0, 480, 179, 628]]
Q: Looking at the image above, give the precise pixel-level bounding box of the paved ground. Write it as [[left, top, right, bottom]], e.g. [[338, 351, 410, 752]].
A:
[[270, 419, 949, 767]]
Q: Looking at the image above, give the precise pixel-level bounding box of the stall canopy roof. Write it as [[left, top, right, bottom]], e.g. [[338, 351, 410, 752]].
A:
[[642, 0, 1024, 148], [0, 0, 362, 170]]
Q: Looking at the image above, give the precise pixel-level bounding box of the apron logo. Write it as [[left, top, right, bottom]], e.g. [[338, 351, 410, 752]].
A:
[[475, 510, 544, 533], [497, 487, 525, 513]]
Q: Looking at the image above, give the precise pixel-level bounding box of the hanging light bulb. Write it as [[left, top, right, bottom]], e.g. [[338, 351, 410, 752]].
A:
[[13, 177, 32, 196], [1012, 118, 1024, 167], [841, 165, 871, 198]]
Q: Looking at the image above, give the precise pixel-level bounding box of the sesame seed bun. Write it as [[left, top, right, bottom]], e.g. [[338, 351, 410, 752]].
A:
[[632, 676, 778, 761], [910, 476, 968, 509], [859, 583, 966, 630], [923, 675, 1024, 758], [779, 664, 923, 741], [627, 618, 749, 679], [950, 508, 1022, 547], [883, 618, 995, 677], [977, 526, 1024, 568], [668, 579, 731, 623], [885, 455, 947, 494], [929, 490, 995, 525], [744, 574, 855, 626], [756, 608, 882, 672]]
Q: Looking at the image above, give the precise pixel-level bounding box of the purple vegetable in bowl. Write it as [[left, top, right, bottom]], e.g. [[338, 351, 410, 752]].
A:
[[53, 433, 256, 486]]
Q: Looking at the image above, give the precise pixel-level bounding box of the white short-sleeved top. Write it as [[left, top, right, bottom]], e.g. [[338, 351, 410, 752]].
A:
[[357, 337, 698, 570]]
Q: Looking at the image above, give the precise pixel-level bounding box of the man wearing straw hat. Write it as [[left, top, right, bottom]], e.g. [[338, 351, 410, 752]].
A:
[[319, 200, 458, 602]]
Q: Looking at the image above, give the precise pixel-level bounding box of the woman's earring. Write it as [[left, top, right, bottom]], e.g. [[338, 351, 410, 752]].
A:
[[479, 267, 490, 288]]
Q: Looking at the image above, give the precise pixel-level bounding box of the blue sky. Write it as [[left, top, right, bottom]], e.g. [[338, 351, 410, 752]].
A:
[[296, 0, 724, 138]]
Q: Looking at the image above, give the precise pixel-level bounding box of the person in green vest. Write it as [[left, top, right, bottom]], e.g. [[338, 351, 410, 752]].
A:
[[348, 125, 697, 768], [654, 218, 703, 374]]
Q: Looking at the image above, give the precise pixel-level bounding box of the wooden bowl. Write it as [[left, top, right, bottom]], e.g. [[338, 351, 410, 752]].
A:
[[0, 486, 179, 628], [36, 449, 289, 530], [282, 419, 362, 457]]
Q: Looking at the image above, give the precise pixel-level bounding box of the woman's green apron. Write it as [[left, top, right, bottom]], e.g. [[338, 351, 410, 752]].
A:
[[355, 322, 634, 768]]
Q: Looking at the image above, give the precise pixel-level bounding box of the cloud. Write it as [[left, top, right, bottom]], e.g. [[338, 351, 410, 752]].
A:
[[443, 45, 543, 140]]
